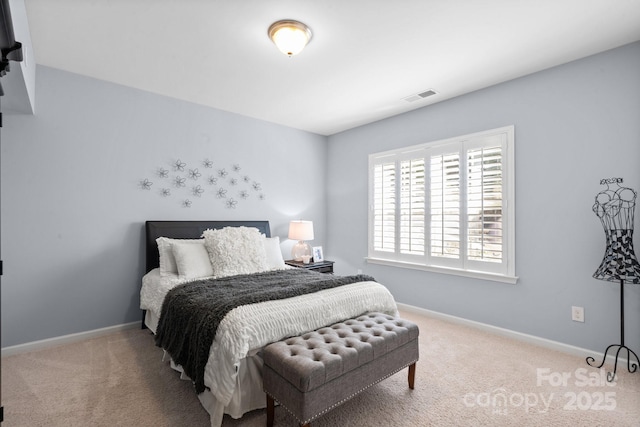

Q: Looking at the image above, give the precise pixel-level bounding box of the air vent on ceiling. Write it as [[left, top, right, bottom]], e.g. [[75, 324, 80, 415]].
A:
[[403, 89, 438, 103]]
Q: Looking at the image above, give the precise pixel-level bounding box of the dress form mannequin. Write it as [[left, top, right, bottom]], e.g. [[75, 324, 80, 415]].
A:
[[587, 177, 639, 380], [592, 178, 640, 282]]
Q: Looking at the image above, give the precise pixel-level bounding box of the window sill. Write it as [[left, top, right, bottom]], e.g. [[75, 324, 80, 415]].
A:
[[365, 257, 518, 284]]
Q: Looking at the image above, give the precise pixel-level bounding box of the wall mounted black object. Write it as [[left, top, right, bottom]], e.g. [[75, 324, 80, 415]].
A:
[[0, 0, 23, 96]]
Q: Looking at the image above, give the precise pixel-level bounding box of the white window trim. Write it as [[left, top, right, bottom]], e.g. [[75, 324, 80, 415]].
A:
[[365, 257, 518, 284], [367, 125, 517, 284]]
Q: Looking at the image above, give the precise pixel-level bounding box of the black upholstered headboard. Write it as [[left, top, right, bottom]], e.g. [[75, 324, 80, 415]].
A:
[[145, 220, 271, 273]]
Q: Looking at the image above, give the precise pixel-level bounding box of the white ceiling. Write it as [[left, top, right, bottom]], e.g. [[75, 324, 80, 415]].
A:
[[21, 0, 640, 135]]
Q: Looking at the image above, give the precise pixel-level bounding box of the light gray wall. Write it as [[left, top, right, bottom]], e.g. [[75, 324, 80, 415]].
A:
[[1, 66, 327, 347], [326, 42, 640, 354]]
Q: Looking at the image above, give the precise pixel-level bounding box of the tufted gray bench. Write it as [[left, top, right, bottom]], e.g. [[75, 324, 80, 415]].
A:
[[262, 312, 419, 427]]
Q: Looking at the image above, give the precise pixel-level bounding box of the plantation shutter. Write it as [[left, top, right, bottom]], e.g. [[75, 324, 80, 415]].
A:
[[400, 158, 426, 256], [372, 161, 396, 252], [430, 151, 461, 261], [467, 145, 503, 264], [368, 125, 514, 280]]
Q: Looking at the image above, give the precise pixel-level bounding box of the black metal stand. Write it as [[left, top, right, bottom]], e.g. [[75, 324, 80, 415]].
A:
[[586, 279, 640, 381]]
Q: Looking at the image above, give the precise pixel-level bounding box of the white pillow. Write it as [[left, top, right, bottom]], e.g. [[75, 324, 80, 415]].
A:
[[264, 236, 286, 270], [156, 237, 204, 277], [202, 226, 268, 278], [172, 241, 214, 280]]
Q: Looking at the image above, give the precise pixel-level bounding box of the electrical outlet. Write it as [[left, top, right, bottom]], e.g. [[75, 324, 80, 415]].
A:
[[572, 306, 584, 322], [357, 269, 362, 274]]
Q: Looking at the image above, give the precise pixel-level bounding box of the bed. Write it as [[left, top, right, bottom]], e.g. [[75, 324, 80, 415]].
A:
[[140, 220, 398, 427]]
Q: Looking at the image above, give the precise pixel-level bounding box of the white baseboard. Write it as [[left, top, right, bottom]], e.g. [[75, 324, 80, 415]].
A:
[[1, 321, 140, 357], [397, 303, 629, 366]]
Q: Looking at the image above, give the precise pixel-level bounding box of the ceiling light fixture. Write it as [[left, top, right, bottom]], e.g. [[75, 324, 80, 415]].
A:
[[268, 20, 312, 57]]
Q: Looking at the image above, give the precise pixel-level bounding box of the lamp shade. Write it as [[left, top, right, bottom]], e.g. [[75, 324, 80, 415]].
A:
[[288, 220, 314, 241]]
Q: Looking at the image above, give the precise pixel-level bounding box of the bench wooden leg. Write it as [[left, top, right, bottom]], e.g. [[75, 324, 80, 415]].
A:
[[267, 394, 310, 427], [267, 394, 275, 427], [408, 362, 416, 389]]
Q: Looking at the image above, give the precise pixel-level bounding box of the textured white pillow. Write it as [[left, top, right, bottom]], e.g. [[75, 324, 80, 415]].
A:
[[264, 236, 286, 270], [172, 241, 214, 280], [202, 226, 268, 278], [156, 237, 205, 277]]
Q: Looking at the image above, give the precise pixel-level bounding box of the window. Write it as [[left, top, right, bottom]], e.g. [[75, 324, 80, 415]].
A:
[[368, 126, 516, 283]]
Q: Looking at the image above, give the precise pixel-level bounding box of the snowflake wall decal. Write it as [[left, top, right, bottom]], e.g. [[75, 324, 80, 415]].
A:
[[173, 176, 186, 188], [140, 178, 153, 190], [189, 168, 201, 180], [192, 185, 204, 197], [142, 158, 266, 209]]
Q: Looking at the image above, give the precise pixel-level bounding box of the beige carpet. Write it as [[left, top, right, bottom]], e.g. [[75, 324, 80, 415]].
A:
[[2, 310, 639, 426]]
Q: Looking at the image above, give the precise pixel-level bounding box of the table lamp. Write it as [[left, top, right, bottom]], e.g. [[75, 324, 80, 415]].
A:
[[288, 220, 314, 262]]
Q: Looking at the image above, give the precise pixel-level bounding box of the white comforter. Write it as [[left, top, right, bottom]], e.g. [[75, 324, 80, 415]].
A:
[[140, 268, 398, 409]]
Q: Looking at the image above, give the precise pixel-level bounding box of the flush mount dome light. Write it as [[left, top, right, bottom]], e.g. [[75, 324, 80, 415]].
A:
[[268, 20, 312, 57]]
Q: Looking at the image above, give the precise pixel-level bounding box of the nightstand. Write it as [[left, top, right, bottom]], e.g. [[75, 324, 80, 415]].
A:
[[285, 260, 334, 274]]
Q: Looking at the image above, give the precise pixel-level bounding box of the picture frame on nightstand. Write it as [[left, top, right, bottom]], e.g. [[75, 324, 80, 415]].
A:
[[312, 246, 324, 262]]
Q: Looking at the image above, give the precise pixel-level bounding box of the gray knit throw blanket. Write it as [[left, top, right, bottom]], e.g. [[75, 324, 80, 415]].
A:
[[155, 268, 376, 394]]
